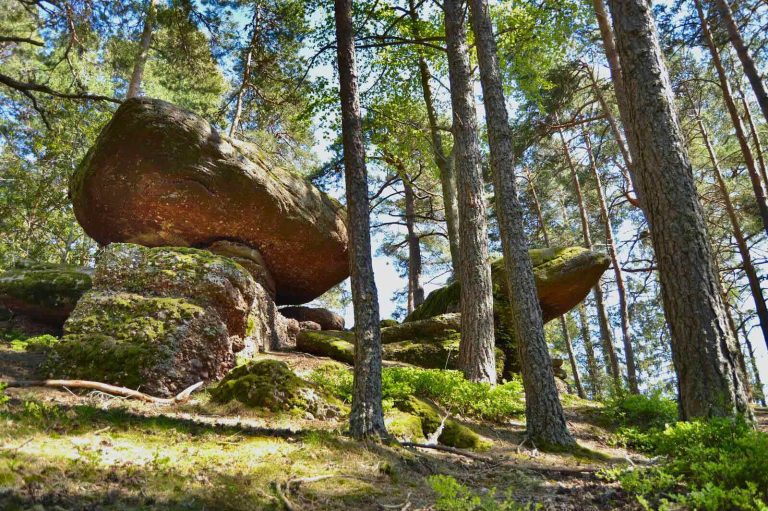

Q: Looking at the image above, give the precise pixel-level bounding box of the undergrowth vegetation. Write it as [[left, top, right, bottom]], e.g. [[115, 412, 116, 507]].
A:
[[600, 393, 768, 510], [309, 364, 525, 421], [428, 475, 540, 511]]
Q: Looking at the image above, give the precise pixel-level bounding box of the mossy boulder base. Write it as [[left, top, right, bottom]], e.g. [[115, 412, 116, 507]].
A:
[[0, 261, 92, 327], [46, 292, 231, 395], [71, 97, 349, 305], [45, 243, 263, 395]]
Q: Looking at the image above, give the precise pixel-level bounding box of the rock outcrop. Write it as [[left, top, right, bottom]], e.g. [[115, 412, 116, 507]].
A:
[[71, 97, 349, 305], [406, 247, 610, 323], [46, 243, 261, 395], [279, 306, 345, 331], [0, 261, 92, 329], [404, 247, 609, 377]]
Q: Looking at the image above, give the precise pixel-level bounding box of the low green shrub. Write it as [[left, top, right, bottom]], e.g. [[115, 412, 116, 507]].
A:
[[428, 475, 539, 510], [602, 391, 677, 431], [603, 418, 768, 510], [308, 365, 524, 421]]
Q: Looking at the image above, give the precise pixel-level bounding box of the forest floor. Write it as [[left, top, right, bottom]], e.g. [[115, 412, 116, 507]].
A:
[[1, 344, 765, 511]]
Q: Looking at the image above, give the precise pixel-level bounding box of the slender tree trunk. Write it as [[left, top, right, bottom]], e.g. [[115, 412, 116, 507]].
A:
[[561, 316, 586, 399], [334, 0, 387, 439], [404, 176, 425, 313], [407, 0, 461, 274], [579, 304, 603, 398], [469, 0, 573, 444], [733, 74, 768, 187], [556, 122, 622, 391], [740, 323, 766, 406], [607, 0, 752, 420], [695, 0, 768, 238], [586, 68, 641, 208], [525, 166, 587, 399], [127, 0, 156, 99], [229, 49, 252, 137], [582, 127, 639, 393], [444, 0, 496, 384], [713, 0, 768, 125], [696, 115, 768, 355]]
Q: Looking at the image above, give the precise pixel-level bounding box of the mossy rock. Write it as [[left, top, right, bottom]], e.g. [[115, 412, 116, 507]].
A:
[[0, 261, 92, 327], [95, 243, 256, 337], [381, 313, 460, 344], [379, 319, 399, 328], [396, 396, 489, 450], [296, 330, 356, 364], [210, 359, 341, 418], [406, 247, 609, 377], [295, 326, 504, 375], [46, 291, 232, 396], [385, 410, 426, 443]]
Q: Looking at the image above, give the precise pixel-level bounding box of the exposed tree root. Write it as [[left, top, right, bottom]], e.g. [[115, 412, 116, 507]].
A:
[[2, 379, 204, 404]]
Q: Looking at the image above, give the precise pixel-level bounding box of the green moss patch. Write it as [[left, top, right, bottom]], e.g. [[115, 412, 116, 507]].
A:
[[396, 396, 489, 450], [385, 410, 426, 443], [210, 359, 340, 418], [296, 330, 356, 364]]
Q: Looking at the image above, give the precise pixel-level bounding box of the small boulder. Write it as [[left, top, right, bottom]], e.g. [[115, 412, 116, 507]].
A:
[[46, 292, 232, 395], [210, 360, 340, 418], [0, 261, 92, 328], [279, 306, 345, 331]]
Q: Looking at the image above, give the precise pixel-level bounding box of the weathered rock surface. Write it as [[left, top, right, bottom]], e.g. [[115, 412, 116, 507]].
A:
[[46, 292, 232, 395], [279, 306, 345, 331], [45, 243, 265, 395], [406, 247, 610, 323], [95, 243, 257, 337], [0, 261, 92, 328], [210, 359, 341, 418], [207, 241, 276, 299], [71, 97, 349, 305]]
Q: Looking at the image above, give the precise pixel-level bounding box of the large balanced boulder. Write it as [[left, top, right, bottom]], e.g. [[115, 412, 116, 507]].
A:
[[71, 97, 349, 305], [406, 246, 610, 323], [0, 261, 92, 329], [46, 243, 261, 395]]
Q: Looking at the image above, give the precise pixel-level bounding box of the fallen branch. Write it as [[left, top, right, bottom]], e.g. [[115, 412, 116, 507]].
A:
[[3, 379, 203, 405]]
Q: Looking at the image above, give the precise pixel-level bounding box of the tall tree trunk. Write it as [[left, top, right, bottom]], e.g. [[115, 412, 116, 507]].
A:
[[407, 0, 461, 274], [582, 127, 640, 393], [334, 0, 387, 439], [556, 123, 622, 391], [404, 175, 425, 313], [607, 0, 752, 420], [695, 114, 768, 355], [469, 0, 573, 444], [713, 0, 768, 125], [579, 304, 603, 398], [695, 0, 768, 238], [525, 165, 587, 398], [443, 0, 497, 384], [127, 0, 156, 99]]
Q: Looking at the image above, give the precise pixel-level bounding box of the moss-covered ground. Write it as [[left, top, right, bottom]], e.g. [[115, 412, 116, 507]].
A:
[[0, 333, 657, 511]]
